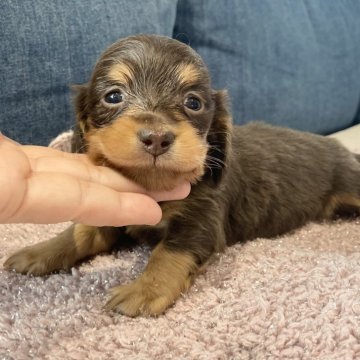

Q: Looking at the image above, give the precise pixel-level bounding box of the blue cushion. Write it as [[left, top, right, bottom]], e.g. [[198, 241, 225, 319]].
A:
[[1, 1, 360, 145], [174, 0, 360, 134], [0, 1, 177, 145]]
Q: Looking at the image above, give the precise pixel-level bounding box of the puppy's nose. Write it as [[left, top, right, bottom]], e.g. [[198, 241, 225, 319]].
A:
[[138, 129, 175, 156]]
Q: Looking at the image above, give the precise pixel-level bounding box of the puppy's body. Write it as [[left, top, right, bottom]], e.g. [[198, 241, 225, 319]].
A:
[[131, 122, 360, 252], [5, 35, 360, 316], [224, 123, 360, 242]]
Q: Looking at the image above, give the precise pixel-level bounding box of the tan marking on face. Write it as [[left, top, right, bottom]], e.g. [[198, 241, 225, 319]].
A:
[[177, 63, 201, 86], [108, 63, 133, 83], [78, 119, 87, 134], [85, 113, 208, 191], [85, 116, 141, 166], [172, 120, 208, 169]]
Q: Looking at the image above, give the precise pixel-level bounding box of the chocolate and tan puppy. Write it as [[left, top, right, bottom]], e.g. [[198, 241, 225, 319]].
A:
[[5, 35, 360, 316]]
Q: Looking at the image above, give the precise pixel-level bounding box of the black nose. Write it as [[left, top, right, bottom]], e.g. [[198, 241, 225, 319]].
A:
[[138, 129, 175, 156]]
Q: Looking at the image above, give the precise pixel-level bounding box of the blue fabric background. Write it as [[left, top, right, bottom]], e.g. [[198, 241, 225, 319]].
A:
[[1, 0, 359, 145], [174, 0, 360, 134]]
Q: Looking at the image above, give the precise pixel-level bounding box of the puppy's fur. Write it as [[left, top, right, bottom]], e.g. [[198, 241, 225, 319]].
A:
[[5, 35, 360, 317]]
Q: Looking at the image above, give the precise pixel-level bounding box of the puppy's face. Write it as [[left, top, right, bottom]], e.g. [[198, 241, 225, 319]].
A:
[[75, 35, 231, 191]]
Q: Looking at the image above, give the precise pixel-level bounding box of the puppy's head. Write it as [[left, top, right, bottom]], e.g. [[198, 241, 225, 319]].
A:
[[74, 34, 232, 191]]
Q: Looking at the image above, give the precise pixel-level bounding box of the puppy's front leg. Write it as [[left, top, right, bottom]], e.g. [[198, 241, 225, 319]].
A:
[[4, 224, 118, 276], [106, 242, 198, 317]]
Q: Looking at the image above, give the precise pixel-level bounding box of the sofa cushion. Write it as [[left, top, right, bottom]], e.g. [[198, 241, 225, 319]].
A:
[[174, 0, 360, 134]]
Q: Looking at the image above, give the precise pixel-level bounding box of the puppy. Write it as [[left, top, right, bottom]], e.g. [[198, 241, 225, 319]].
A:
[[5, 35, 360, 317]]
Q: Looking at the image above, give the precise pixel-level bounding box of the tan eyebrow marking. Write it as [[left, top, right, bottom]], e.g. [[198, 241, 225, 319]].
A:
[[108, 63, 133, 83], [177, 63, 201, 85]]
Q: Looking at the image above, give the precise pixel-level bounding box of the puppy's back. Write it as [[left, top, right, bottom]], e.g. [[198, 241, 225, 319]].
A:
[[222, 122, 359, 241]]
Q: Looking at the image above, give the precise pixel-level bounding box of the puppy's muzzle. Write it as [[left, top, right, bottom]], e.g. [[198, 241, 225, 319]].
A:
[[137, 129, 175, 157]]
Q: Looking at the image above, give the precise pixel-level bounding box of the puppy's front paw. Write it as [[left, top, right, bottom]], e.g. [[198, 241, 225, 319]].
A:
[[105, 279, 176, 317], [3, 225, 103, 276], [106, 244, 197, 317], [4, 242, 75, 276], [4, 247, 53, 276]]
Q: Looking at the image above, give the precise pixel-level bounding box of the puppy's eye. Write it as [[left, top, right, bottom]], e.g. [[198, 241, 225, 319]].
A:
[[104, 90, 123, 104], [184, 96, 202, 111]]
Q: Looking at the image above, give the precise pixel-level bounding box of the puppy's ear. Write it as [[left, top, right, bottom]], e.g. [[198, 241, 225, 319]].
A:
[[205, 90, 233, 185], [71, 84, 89, 153]]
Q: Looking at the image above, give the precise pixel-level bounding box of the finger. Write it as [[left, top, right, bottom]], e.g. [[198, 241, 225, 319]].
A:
[[26, 148, 191, 201], [8, 172, 163, 226], [29, 154, 148, 194], [30, 156, 191, 201], [22, 145, 91, 162]]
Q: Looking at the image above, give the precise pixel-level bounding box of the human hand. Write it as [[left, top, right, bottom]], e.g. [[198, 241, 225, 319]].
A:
[[0, 134, 190, 226]]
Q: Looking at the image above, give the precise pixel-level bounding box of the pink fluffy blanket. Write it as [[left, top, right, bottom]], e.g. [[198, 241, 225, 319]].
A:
[[0, 134, 359, 359]]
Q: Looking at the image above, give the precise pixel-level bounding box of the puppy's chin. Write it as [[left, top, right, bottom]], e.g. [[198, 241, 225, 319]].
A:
[[119, 165, 204, 192], [89, 152, 205, 192]]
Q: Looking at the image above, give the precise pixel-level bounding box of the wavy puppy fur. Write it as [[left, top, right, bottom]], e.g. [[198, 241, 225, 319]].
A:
[[4, 35, 360, 317]]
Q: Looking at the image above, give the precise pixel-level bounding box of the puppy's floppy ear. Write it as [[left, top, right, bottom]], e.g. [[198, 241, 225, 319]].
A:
[[205, 90, 233, 185], [71, 84, 89, 153]]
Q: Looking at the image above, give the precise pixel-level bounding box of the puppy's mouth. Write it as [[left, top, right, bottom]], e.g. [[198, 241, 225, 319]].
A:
[[106, 158, 204, 192], [85, 119, 208, 191]]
